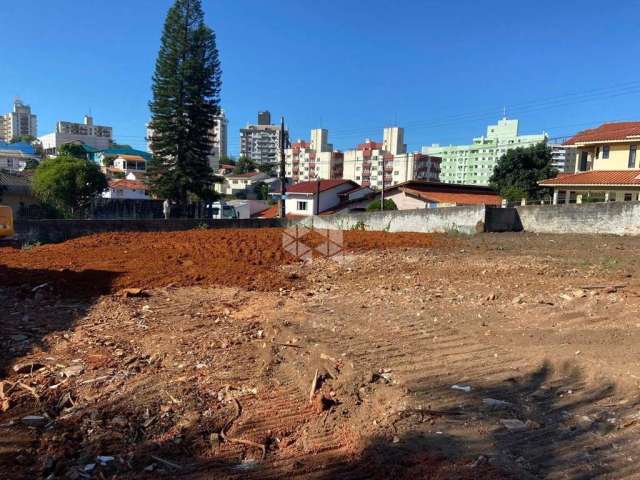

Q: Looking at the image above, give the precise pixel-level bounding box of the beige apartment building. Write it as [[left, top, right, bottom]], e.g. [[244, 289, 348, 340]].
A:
[[285, 129, 343, 183], [342, 127, 441, 190]]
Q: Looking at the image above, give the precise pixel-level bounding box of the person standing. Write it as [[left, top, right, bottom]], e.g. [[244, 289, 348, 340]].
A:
[[163, 198, 170, 220]]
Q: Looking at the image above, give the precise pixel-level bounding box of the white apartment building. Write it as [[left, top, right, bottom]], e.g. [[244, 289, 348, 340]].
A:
[[209, 110, 228, 171], [239, 111, 285, 165], [39, 115, 113, 155], [0, 99, 38, 142], [549, 144, 576, 173], [423, 117, 548, 186], [285, 129, 343, 183], [342, 127, 441, 190]]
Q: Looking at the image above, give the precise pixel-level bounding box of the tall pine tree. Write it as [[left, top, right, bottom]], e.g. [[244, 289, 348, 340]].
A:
[[148, 0, 221, 202]]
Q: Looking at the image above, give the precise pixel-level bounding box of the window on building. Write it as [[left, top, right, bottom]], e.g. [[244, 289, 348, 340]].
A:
[[595, 147, 600, 159], [297, 201, 308, 211], [629, 145, 637, 168], [624, 193, 633, 202], [603, 145, 610, 159]]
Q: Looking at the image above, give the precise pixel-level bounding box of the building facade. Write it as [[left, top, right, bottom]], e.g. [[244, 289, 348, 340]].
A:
[[423, 117, 548, 186], [540, 122, 640, 204], [39, 115, 113, 155], [342, 127, 441, 190], [284, 179, 365, 216], [102, 179, 150, 200], [549, 144, 577, 173], [0, 99, 38, 142], [214, 171, 270, 197], [285, 129, 343, 183], [239, 111, 285, 165], [0, 142, 39, 173], [384, 180, 502, 209], [209, 110, 228, 171]]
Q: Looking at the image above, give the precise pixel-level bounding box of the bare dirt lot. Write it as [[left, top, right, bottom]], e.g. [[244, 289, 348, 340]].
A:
[[1, 229, 640, 479]]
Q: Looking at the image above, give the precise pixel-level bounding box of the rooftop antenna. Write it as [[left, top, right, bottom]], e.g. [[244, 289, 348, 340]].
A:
[[503, 106, 507, 118]]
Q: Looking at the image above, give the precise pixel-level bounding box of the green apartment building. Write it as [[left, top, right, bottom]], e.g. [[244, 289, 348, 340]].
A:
[[422, 117, 548, 185]]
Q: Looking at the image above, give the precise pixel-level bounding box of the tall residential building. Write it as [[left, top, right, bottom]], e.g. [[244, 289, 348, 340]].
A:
[[342, 127, 441, 190], [39, 115, 113, 156], [0, 98, 38, 142], [423, 117, 548, 186], [549, 144, 576, 173], [240, 111, 285, 165], [258, 111, 271, 126], [209, 110, 228, 172], [285, 128, 343, 183], [146, 110, 228, 171]]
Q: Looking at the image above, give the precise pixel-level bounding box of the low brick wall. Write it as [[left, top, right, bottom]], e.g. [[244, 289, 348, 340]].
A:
[[14, 218, 288, 244], [516, 202, 640, 235], [299, 206, 487, 235]]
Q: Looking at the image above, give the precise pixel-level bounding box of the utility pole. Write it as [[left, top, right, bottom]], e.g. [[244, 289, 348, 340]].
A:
[[278, 116, 287, 218]]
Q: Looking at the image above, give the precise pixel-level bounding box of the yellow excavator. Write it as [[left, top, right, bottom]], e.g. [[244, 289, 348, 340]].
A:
[[0, 205, 14, 240]]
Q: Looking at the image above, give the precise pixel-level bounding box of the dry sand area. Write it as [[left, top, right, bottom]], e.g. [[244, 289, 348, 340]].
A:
[[1, 228, 640, 479]]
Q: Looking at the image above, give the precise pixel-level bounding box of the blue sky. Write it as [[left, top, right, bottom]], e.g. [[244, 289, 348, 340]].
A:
[[2, 0, 640, 155]]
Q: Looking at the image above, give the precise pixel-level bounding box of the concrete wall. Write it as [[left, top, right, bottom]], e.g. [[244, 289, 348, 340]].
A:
[[516, 202, 640, 235], [14, 218, 288, 244], [299, 205, 486, 235]]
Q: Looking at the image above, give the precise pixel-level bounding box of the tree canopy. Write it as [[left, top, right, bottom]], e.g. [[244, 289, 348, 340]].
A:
[[10, 135, 36, 144], [147, 0, 222, 203], [233, 156, 257, 174], [58, 143, 88, 159], [367, 198, 398, 211], [489, 142, 557, 202], [32, 156, 108, 218]]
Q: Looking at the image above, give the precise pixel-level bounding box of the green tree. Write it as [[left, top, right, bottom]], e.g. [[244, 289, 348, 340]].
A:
[[233, 156, 256, 174], [32, 156, 108, 218], [58, 143, 88, 159], [10, 135, 36, 144], [253, 181, 269, 200], [257, 162, 276, 174], [147, 0, 222, 203], [489, 142, 557, 201], [367, 198, 398, 211]]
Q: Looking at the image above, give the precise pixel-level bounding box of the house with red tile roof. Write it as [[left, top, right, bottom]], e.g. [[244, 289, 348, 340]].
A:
[[383, 181, 502, 209], [540, 122, 640, 204], [284, 179, 372, 216], [102, 179, 150, 200]]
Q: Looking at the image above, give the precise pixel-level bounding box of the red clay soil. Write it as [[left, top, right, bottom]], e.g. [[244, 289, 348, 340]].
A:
[[0, 228, 443, 297]]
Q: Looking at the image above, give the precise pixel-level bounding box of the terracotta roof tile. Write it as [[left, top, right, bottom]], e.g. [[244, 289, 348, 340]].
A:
[[539, 170, 640, 186], [287, 179, 358, 194], [564, 122, 640, 145], [402, 188, 502, 206], [108, 179, 148, 191]]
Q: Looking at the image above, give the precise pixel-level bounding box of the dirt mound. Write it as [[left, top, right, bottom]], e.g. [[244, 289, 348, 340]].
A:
[[0, 228, 444, 296]]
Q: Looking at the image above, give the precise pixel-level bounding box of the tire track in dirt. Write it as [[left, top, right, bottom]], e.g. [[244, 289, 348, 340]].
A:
[[268, 278, 640, 479]]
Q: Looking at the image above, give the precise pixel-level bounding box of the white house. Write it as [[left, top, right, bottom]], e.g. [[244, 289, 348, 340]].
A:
[[112, 154, 146, 176], [215, 171, 270, 197], [102, 179, 150, 200], [284, 179, 370, 216]]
